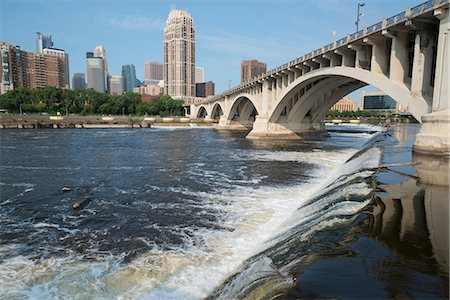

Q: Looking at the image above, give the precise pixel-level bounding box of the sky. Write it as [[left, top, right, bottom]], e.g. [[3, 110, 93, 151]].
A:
[[1, 0, 419, 102]]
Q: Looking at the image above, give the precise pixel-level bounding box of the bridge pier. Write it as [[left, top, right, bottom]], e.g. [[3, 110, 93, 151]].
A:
[[413, 7, 450, 157]]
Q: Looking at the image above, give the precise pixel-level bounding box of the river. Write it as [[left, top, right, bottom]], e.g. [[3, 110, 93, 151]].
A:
[[0, 125, 447, 299]]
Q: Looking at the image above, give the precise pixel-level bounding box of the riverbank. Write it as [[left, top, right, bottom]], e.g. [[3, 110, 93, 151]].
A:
[[0, 114, 216, 129]]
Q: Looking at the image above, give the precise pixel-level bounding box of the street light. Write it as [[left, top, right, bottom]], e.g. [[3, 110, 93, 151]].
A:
[[355, 3, 365, 32]]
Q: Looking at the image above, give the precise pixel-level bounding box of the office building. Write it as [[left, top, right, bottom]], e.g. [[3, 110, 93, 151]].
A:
[[241, 60, 267, 84], [93, 45, 108, 89], [108, 75, 125, 95], [133, 84, 163, 96], [195, 66, 204, 83], [164, 9, 195, 98], [195, 81, 215, 98], [0, 41, 69, 93], [360, 91, 402, 112], [330, 97, 358, 112], [72, 73, 86, 89], [145, 61, 163, 85], [86, 52, 106, 93], [43, 48, 70, 88], [122, 64, 138, 92], [36, 32, 53, 53]]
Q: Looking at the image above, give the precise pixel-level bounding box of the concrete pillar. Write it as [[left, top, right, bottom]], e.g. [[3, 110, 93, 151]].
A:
[[348, 44, 370, 69], [383, 30, 409, 86], [364, 36, 390, 76], [411, 28, 435, 101], [413, 8, 450, 156], [323, 52, 341, 66], [334, 48, 355, 67]]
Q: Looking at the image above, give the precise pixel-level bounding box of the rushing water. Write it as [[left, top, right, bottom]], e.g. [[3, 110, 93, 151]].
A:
[[0, 125, 447, 299]]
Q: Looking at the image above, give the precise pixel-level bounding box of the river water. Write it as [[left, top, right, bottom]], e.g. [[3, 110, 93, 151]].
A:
[[0, 125, 447, 299]]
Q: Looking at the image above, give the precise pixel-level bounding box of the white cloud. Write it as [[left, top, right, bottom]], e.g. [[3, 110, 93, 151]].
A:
[[103, 15, 165, 31]]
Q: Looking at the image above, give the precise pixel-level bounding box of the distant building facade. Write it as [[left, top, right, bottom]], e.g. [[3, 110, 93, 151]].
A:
[[145, 62, 163, 85], [195, 81, 215, 98], [72, 73, 86, 89], [122, 64, 138, 92], [195, 66, 204, 83], [164, 9, 195, 98], [330, 96, 358, 112], [133, 84, 164, 96], [241, 59, 266, 84], [0, 41, 69, 93], [93, 45, 108, 90], [108, 75, 125, 95], [360, 91, 403, 112], [86, 52, 106, 93], [36, 32, 53, 53]]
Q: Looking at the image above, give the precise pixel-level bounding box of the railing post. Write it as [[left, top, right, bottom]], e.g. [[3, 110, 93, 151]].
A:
[[406, 7, 411, 18], [382, 17, 388, 29]]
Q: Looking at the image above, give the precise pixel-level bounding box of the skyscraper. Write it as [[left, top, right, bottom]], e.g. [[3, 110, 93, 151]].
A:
[[0, 42, 69, 92], [195, 66, 204, 84], [36, 32, 53, 53], [122, 64, 138, 92], [93, 45, 108, 90], [72, 73, 86, 89], [241, 60, 267, 84], [164, 9, 195, 98], [86, 52, 106, 93], [108, 75, 125, 95], [144, 62, 163, 85]]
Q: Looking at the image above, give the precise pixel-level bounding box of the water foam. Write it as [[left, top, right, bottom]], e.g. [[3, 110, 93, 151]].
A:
[[0, 127, 383, 299]]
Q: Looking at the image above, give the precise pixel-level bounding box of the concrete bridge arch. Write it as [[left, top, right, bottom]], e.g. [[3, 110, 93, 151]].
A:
[[253, 66, 431, 138]]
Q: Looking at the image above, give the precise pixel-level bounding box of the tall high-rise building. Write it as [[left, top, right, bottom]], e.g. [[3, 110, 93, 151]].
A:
[[164, 9, 195, 98], [93, 45, 108, 90], [108, 75, 125, 95], [86, 52, 106, 93], [72, 73, 86, 89], [145, 62, 163, 85], [1, 41, 69, 93], [122, 64, 138, 92], [240, 60, 267, 84], [36, 32, 53, 53], [195, 66, 204, 84], [195, 81, 215, 98]]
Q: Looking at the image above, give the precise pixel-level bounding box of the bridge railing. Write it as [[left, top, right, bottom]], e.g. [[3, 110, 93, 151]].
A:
[[203, 0, 447, 103]]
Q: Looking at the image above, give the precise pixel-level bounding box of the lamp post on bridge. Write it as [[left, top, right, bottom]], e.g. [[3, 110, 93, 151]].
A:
[[355, 3, 365, 32]]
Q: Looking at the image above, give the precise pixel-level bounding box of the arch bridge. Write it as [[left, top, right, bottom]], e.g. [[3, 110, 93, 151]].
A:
[[190, 0, 449, 156]]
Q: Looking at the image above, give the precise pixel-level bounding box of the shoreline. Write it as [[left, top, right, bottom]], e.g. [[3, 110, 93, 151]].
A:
[[0, 114, 216, 129]]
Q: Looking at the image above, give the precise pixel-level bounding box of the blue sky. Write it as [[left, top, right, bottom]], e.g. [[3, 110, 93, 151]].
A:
[[1, 0, 418, 101]]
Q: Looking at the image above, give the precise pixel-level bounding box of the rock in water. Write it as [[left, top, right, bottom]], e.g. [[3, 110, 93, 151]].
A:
[[73, 198, 91, 209]]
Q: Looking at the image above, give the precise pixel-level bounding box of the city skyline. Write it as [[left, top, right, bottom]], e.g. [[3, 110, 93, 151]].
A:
[[2, 0, 415, 97]]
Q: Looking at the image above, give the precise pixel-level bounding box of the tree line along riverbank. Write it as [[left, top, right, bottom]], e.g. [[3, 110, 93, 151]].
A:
[[0, 87, 185, 117]]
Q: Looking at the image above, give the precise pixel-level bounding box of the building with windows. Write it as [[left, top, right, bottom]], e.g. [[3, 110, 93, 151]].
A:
[[36, 32, 53, 53], [360, 91, 403, 112], [86, 52, 106, 93], [72, 73, 86, 89], [108, 75, 125, 95], [133, 84, 163, 96], [0, 41, 69, 93], [195, 81, 215, 98], [241, 60, 266, 84], [164, 9, 195, 98], [195, 66, 204, 84], [144, 62, 163, 85], [93, 45, 108, 90], [122, 64, 138, 92], [330, 97, 358, 112]]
